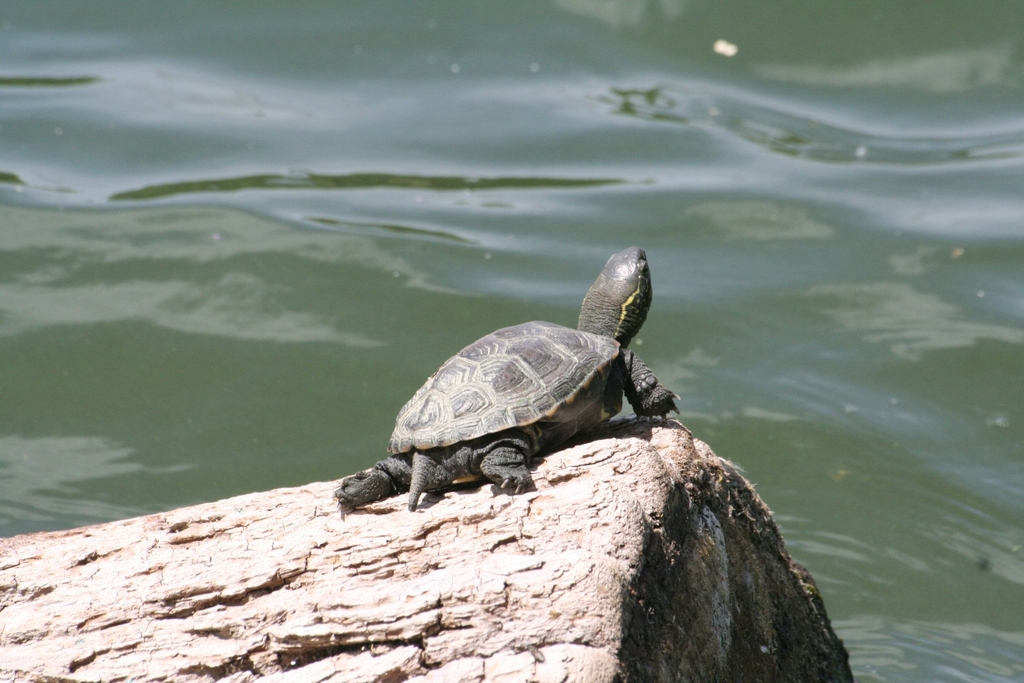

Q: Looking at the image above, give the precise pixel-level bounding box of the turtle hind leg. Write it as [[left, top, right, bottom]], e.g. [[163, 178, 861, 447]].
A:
[[478, 432, 534, 494], [480, 449, 533, 493], [334, 453, 413, 514], [406, 432, 534, 511]]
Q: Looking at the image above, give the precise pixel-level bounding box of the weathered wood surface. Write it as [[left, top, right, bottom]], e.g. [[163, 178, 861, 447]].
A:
[[0, 418, 853, 682]]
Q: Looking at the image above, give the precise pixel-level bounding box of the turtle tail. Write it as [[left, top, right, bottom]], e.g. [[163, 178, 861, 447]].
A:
[[408, 450, 450, 511]]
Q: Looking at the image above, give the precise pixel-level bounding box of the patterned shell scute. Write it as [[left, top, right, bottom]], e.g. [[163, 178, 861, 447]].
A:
[[388, 321, 619, 453]]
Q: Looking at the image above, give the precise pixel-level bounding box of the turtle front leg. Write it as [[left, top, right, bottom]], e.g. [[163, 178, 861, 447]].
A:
[[621, 349, 678, 417], [334, 453, 413, 515]]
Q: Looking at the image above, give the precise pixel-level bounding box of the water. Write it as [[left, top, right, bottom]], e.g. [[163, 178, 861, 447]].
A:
[[2, 2, 1023, 679]]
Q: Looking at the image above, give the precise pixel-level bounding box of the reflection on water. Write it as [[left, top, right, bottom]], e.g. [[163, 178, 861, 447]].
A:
[[739, 407, 802, 422], [0, 435, 148, 529], [686, 201, 834, 240], [554, 0, 686, 29], [650, 347, 718, 388], [790, 535, 871, 564], [0, 273, 381, 345], [756, 42, 1020, 93], [807, 283, 1024, 360], [839, 616, 1024, 682], [676, 407, 804, 425], [888, 246, 941, 276], [0, 205, 403, 267], [0, 204, 450, 342], [924, 523, 1024, 587]]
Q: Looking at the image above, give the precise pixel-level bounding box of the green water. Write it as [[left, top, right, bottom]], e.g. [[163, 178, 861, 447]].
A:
[[2, 2, 1023, 678]]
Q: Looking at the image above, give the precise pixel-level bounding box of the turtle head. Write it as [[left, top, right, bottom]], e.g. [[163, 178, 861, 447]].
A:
[[578, 246, 652, 347]]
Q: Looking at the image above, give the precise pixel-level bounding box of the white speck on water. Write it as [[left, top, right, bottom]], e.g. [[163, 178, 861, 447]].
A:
[[212, 233, 221, 241], [415, 195, 424, 203], [707, 107, 721, 117], [977, 290, 985, 298], [483, 252, 492, 260], [986, 416, 1009, 428], [451, 63, 460, 73], [713, 39, 738, 57], [55, 127, 63, 136], [855, 145, 868, 158]]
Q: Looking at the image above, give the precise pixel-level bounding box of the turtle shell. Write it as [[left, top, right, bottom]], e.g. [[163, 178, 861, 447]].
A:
[[388, 320, 620, 453]]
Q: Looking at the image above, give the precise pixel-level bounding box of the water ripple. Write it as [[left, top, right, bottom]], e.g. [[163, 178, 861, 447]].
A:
[[0, 75, 99, 87], [0, 435, 148, 531], [110, 172, 623, 201], [838, 616, 1024, 682], [306, 216, 475, 244], [599, 85, 1024, 166], [0, 203, 449, 341]]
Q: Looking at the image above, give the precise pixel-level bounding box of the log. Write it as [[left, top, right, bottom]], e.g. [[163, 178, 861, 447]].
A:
[[0, 418, 853, 682]]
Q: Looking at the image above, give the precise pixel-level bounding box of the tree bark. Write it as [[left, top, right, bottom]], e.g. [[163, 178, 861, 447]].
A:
[[0, 418, 853, 682]]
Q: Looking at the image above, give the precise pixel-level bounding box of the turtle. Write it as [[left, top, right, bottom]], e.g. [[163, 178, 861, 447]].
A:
[[334, 246, 677, 513]]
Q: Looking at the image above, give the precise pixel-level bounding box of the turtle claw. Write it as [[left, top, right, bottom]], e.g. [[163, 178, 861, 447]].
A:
[[491, 471, 533, 495], [497, 473, 532, 494]]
